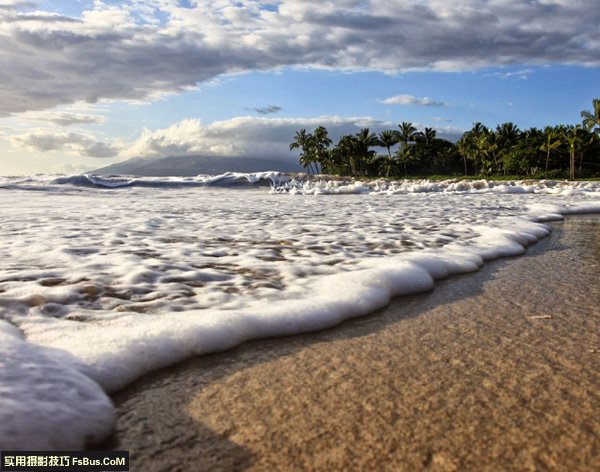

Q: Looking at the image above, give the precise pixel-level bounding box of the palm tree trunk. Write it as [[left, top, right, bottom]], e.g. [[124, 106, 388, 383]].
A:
[[545, 149, 550, 178], [570, 149, 575, 179], [386, 149, 392, 178]]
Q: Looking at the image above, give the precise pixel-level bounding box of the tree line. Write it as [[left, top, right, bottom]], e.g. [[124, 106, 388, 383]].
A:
[[290, 99, 600, 179]]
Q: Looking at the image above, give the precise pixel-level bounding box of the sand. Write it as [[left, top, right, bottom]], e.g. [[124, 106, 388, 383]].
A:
[[108, 215, 600, 471]]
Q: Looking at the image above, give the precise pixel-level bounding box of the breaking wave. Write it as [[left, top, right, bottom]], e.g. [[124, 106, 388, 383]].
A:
[[0, 172, 288, 191], [3, 173, 599, 197]]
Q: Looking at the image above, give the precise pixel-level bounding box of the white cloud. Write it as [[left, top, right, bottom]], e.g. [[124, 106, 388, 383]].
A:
[[124, 116, 392, 159], [11, 130, 120, 158], [380, 94, 446, 107], [55, 162, 96, 175], [0, 1, 598, 115], [123, 115, 463, 159], [0, 1, 35, 9], [485, 69, 534, 80], [7, 114, 465, 163], [20, 111, 106, 126]]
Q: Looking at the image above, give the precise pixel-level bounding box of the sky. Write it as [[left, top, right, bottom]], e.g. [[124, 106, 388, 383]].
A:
[[0, 0, 599, 175]]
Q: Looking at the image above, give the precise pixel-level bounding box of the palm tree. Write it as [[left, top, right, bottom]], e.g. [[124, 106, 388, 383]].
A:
[[540, 126, 562, 178], [312, 125, 332, 174], [564, 125, 584, 180], [411, 127, 438, 170], [495, 123, 521, 174], [576, 128, 595, 175], [422, 127, 437, 145], [354, 128, 378, 176], [396, 122, 418, 176], [395, 145, 420, 177], [397, 122, 418, 149], [377, 130, 399, 159], [376, 130, 399, 177], [581, 98, 600, 134], [522, 127, 544, 175], [290, 129, 316, 174], [496, 122, 521, 144], [457, 122, 488, 175], [579, 99, 600, 177], [474, 132, 494, 175], [334, 135, 359, 176], [456, 133, 474, 176]]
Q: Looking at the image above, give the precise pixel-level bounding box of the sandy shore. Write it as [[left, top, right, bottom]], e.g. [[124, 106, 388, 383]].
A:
[[109, 215, 600, 471]]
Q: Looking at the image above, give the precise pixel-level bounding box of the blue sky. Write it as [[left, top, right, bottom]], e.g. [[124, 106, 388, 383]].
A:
[[139, 66, 597, 130], [0, 0, 599, 174]]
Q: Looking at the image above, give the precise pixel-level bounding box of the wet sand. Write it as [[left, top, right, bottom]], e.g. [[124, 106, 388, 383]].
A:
[[109, 215, 600, 471]]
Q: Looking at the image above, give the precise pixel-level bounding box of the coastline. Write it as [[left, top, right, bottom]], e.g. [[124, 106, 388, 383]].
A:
[[109, 215, 600, 471]]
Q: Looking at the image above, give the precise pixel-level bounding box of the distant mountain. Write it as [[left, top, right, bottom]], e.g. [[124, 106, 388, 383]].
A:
[[93, 155, 304, 176]]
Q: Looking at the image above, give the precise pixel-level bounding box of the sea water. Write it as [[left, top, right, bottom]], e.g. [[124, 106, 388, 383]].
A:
[[1, 173, 600, 449]]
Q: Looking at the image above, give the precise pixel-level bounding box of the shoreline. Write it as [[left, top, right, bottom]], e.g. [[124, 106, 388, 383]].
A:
[[109, 215, 600, 471]]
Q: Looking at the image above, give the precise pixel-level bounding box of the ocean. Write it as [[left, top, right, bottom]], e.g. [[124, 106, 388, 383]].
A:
[[1, 172, 600, 449]]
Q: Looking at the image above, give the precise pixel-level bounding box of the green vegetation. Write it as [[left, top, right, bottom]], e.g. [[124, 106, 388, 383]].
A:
[[290, 99, 600, 180]]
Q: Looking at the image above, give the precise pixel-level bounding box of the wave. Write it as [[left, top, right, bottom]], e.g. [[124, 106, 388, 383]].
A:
[[2, 174, 600, 449], [8, 202, 600, 449], [2, 173, 600, 196], [271, 177, 600, 196], [0, 171, 290, 191]]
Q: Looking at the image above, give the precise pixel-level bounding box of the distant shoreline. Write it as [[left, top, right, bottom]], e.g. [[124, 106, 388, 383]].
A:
[[283, 172, 600, 183]]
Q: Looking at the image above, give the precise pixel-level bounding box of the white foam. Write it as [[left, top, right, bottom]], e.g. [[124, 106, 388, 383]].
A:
[[1, 177, 600, 448], [19, 260, 435, 392], [0, 321, 115, 450], [271, 177, 600, 196]]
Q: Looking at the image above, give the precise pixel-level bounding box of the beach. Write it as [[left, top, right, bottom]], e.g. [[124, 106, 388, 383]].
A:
[[2, 0, 600, 466], [109, 214, 600, 471], [2, 177, 600, 456]]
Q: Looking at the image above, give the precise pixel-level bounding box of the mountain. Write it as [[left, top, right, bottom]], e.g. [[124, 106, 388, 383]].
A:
[[93, 155, 304, 176]]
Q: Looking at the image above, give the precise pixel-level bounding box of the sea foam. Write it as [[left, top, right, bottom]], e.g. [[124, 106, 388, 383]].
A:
[[0, 321, 114, 450], [1, 175, 600, 449]]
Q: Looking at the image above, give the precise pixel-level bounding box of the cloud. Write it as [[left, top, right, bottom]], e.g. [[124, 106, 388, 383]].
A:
[[20, 111, 106, 126], [0, 0, 598, 115], [0, 1, 36, 10], [7, 114, 464, 162], [485, 68, 534, 80], [5, 12, 81, 23], [124, 116, 393, 159], [427, 124, 464, 142], [11, 130, 120, 157], [254, 105, 282, 115], [380, 94, 446, 107], [123, 115, 463, 159], [55, 162, 96, 175]]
